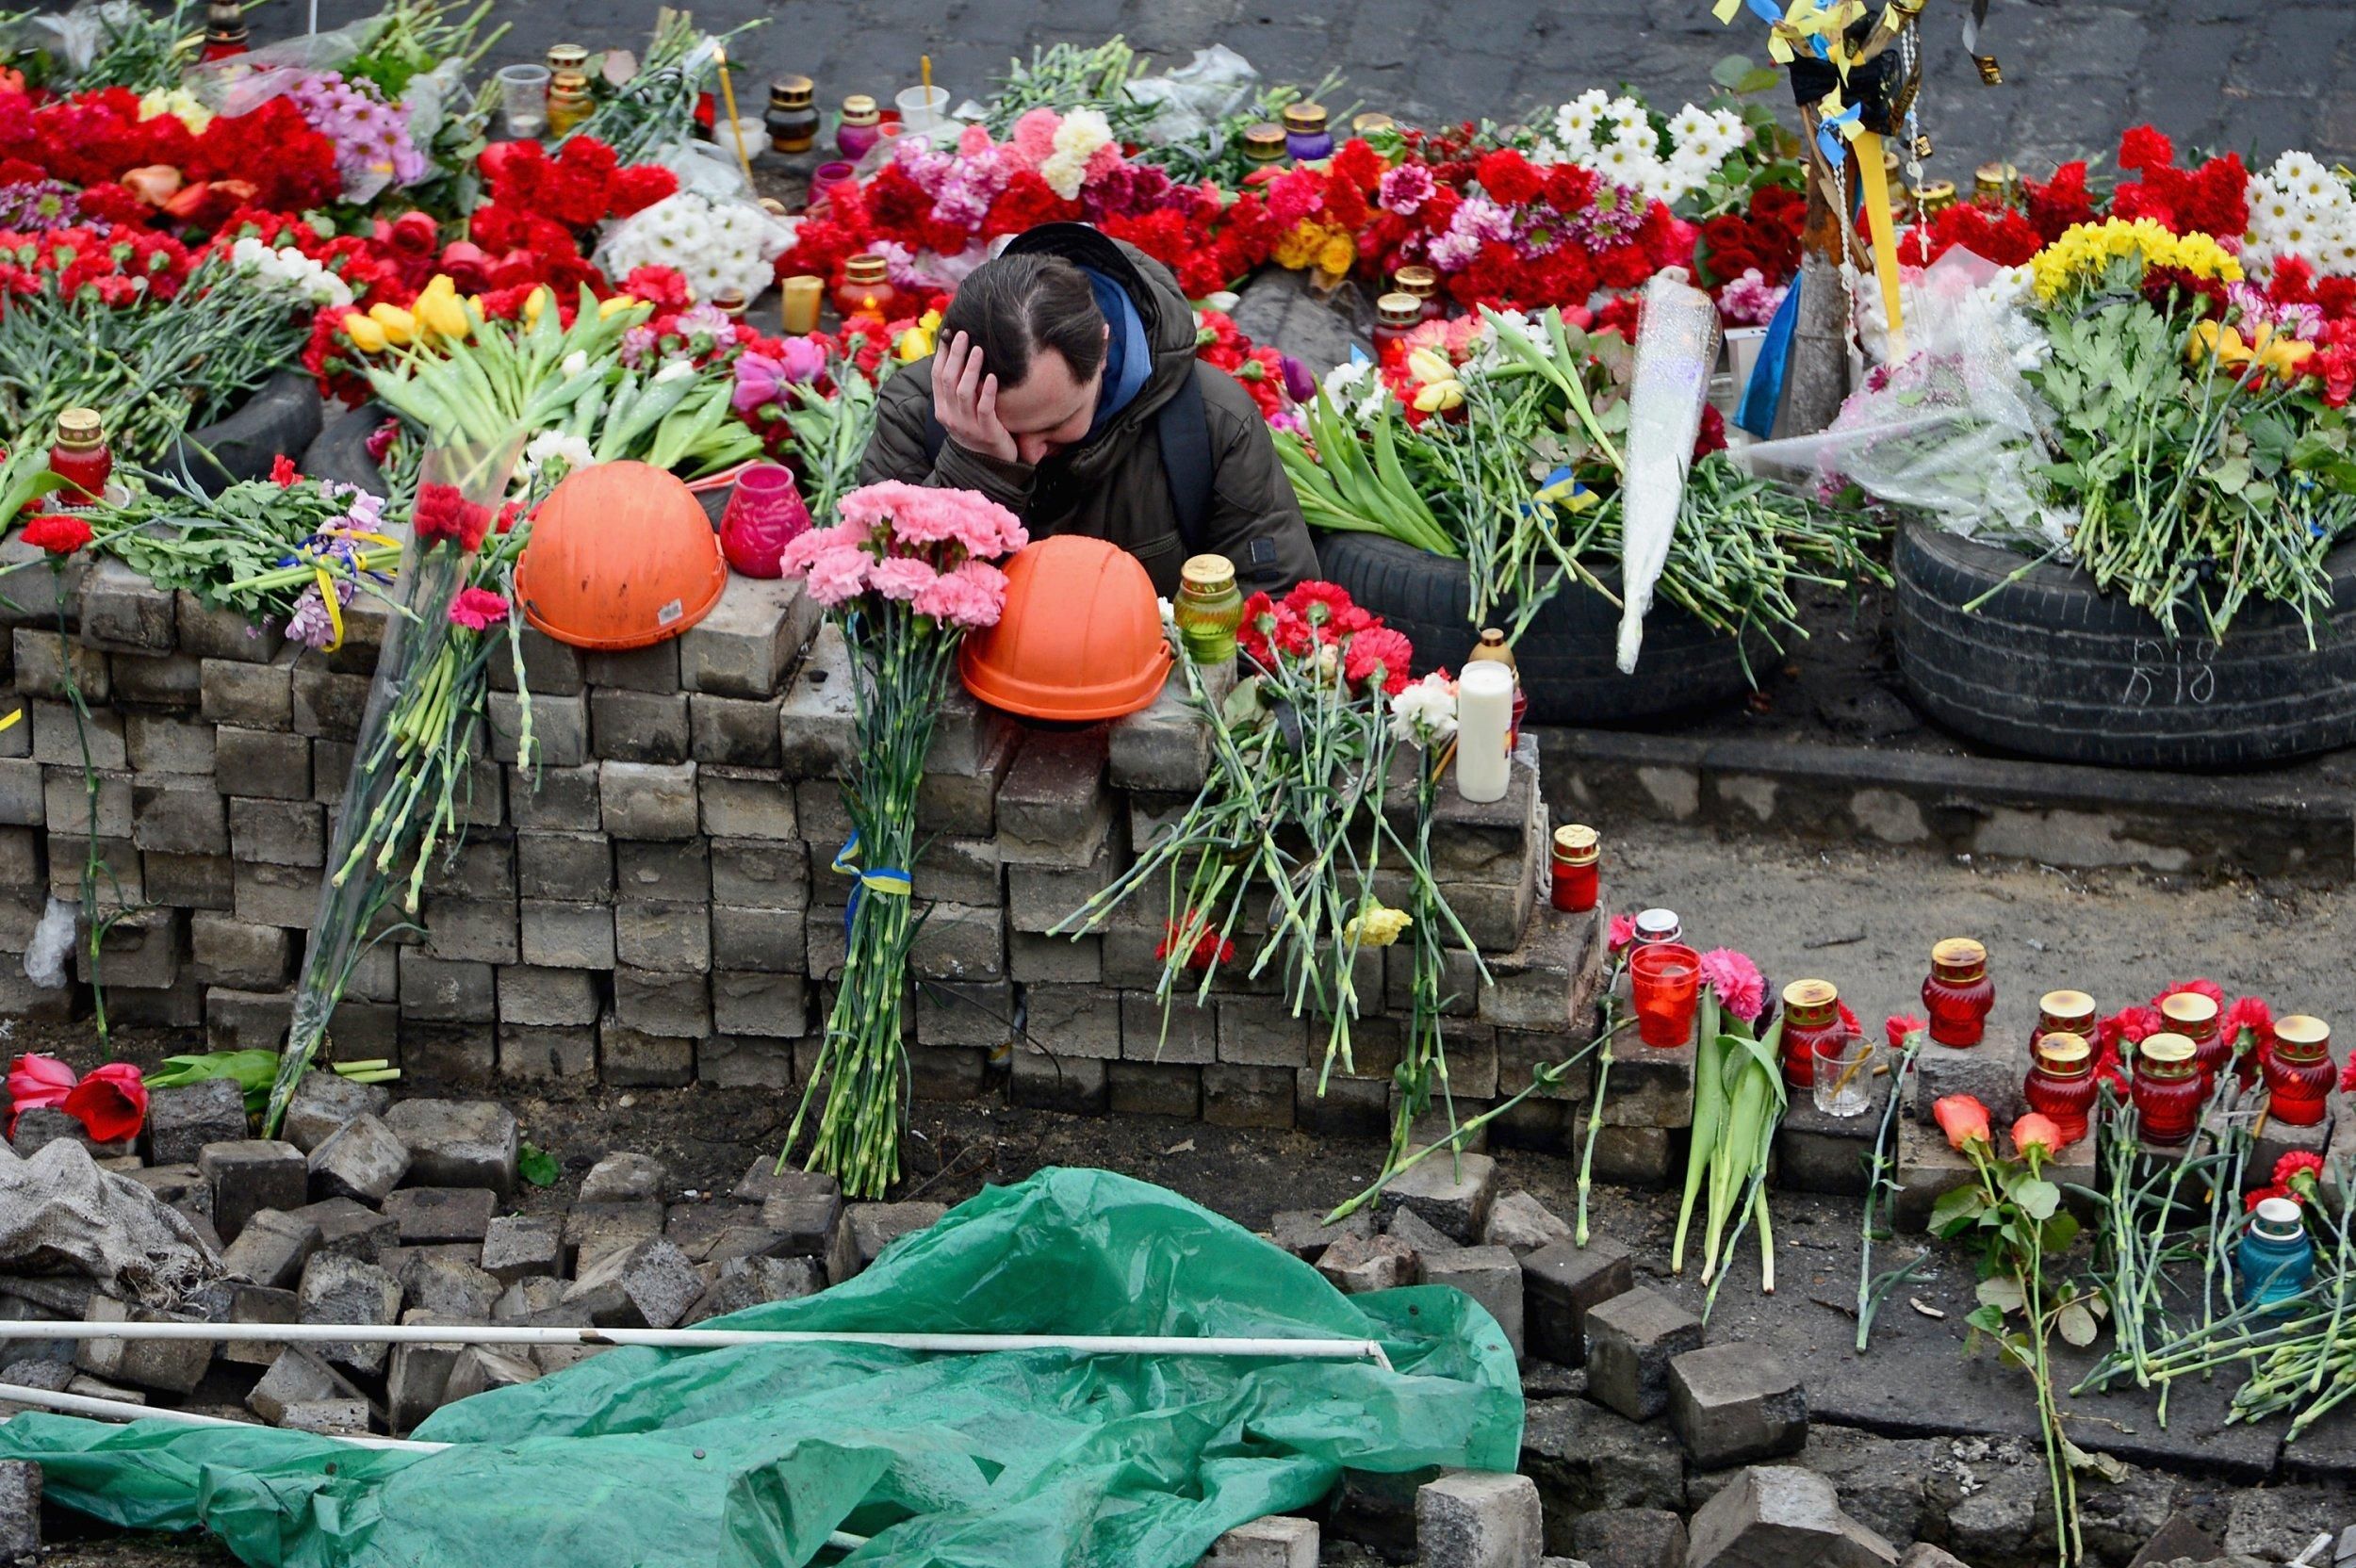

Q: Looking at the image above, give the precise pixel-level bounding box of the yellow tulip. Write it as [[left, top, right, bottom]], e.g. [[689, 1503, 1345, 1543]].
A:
[[341, 312, 386, 353], [523, 286, 552, 325], [2188, 319, 2315, 384], [416, 291, 469, 342], [1406, 348, 1456, 385], [896, 326, 934, 363], [598, 294, 644, 319], [1412, 378, 1464, 414], [367, 302, 416, 346]]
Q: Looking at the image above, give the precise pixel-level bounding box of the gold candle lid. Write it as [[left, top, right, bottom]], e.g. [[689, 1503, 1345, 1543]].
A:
[[546, 42, 588, 72], [842, 93, 879, 124], [1974, 160, 2019, 195], [1552, 824, 1598, 866], [1931, 938, 1986, 969], [1393, 264, 1437, 299], [1351, 111, 1395, 135], [770, 75, 814, 108], [1376, 291, 1422, 327], [2160, 992, 2218, 1027], [1242, 122, 1286, 159], [55, 407, 103, 447], [1282, 102, 1328, 134], [2275, 1014, 2331, 1049], [2139, 1032, 2196, 1065], [2037, 1031, 2091, 1067], [843, 252, 889, 285], [1784, 978, 1839, 1010], [2039, 989, 2095, 1018], [1179, 553, 1235, 591], [1912, 179, 1958, 214], [1465, 628, 1515, 667]]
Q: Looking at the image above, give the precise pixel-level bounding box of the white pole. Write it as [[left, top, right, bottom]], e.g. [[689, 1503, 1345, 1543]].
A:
[[0, 1323, 1394, 1371], [0, 1381, 874, 1552]]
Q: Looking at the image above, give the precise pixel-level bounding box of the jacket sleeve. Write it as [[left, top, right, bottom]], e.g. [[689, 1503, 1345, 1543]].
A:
[[858, 360, 1039, 512], [1196, 368, 1320, 594]]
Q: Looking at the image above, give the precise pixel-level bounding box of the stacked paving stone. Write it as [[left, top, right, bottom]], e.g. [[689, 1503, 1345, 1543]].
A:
[[1, 1079, 946, 1438], [0, 561, 1607, 1133]]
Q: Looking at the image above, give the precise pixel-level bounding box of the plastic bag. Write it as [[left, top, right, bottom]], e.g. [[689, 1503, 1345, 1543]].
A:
[[21, 0, 155, 77], [1736, 247, 2073, 552], [1617, 274, 1720, 673], [21, 897, 74, 989], [1125, 44, 1262, 145], [2, 1168, 1521, 1568], [184, 16, 378, 115]]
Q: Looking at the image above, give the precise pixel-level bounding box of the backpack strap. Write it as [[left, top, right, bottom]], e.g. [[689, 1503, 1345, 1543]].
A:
[[919, 371, 1215, 554]]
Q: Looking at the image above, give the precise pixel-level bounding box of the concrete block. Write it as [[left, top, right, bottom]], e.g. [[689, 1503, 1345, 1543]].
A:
[[1892, 1118, 1979, 1233], [295, 1253, 402, 1375], [497, 965, 599, 1028], [847, 1202, 946, 1270], [508, 762, 600, 830], [201, 659, 295, 730], [583, 641, 679, 694], [1684, 1466, 1898, 1568], [1197, 1515, 1317, 1568], [488, 690, 587, 767], [1123, 991, 1216, 1065], [519, 901, 614, 970], [71, 1298, 211, 1394], [495, 1024, 596, 1082], [383, 1186, 497, 1245], [616, 902, 712, 972], [914, 726, 1016, 835], [128, 782, 225, 862], [1909, 1034, 2028, 1127], [489, 624, 584, 695], [143, 1078, 249, 1166], [292, 1197, 398, 1266], [421, 898, 520, 966], [600, 1016, 698, 1086], [996, 727, 1109, 860], [685, 1255, 825, 1323], [1107, 668, 1207, 792], [712, 971, 809, 1038], [174, 591, 275, 661], [1378, 1148, 1497, 1243], [1203, 1063, 1295, 1129], [680, 575, 812, 697], [1584, 1286, 1703, 1421], [1421, 1244, 1525, 1358], [0, 760, 40, 828], [443, 1346, 540, 1402], [15, 629, 109, 701], [613, 968, 711, 1038], [1668, 1343, 1808, 1468], [399, 950, 497, 1022], [397, 1252, 500, 1318], [143, 851, 231, 911], [711, 838, 808, 909], [1483, 1192, 1573, 1257], [1217, 994, 1313, 1069], [44, 766, 132, 839], [1520, 1239, 1632, 1366], [291, 666, 370, 740], [1775, 1074, 1890, 1195], [306, 1114, 411, 1204], [199, 1138, 308, 1243], [477, 1215, 561, 1287], [1569, 1508, 1687, 1568], [1269, 1209, 1375, 1264], [220, 1207, 321, 1290], [599, 760, 699, 840], [590, 688, 691, 763], [1012, 930, 1102, 984], [517, 832, 614, 903], [690, 694, 785, 768], [123, 713, 215, 775], [32, 700, 124, 769], [0, 1459, 34, 1564], [913, 979, 1011, 1048], [188, 912, 290, 990], [908, 899, 1003, 981], [563, 1237, 705, 1329], [247, 1347, 367, 1426], [383, 1099, 518, 1198], [1023, 984, 1122, 1061], [1315, 1232, 1415, 1294], [1009, 1047, 1107, 1114], [1415, 1470, 1544, 1568], [1106, 1060, 1202, 1119], [281, 1073, 391, 1154], [110, 650, 203, 710], [386, 1315, 466, 1433], [698, 769, 795, 842]]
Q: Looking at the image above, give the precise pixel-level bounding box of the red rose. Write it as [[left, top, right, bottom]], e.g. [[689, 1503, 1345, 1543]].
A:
[[385, 209, 439, 256]]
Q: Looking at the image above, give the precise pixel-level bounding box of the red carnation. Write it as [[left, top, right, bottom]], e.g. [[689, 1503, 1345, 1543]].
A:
[[412, 482, 494, 552], [2246, 1184, 2294, 1214], [21, 513, 91, 554], [2118, 124, 2174, 174], [2275, 1151, 2326, 1196], [1476, 148, 1544, 207], [1284, 580, 1355, 625], [1344, 625, 1415, 694]]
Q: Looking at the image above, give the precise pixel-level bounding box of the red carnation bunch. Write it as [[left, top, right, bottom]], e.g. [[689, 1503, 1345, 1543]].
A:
[[1699, 186, 1806, 286], [1895, 201, 2046, 269], [1236, 581, 1415, 695], [2105, 126, 2249, 238]]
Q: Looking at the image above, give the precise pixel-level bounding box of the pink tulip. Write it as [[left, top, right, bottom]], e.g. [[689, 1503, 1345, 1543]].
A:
[[6, 1054, 75, 1136]]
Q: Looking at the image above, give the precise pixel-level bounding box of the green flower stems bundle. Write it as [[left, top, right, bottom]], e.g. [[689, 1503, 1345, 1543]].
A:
[[1856, 1019, 1930, 1351], [564, 12, 764, 168], [777, 350, 896, 525], [1672, 988, 1786, 1309], [262, 431, 524, 1136]]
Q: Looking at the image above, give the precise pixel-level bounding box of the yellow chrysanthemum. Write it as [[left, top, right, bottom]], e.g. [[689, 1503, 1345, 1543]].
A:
[[1272, 220, 1326, 271], [1316, 231, 1356, 278], [137, 88, 214, 134], [2029, 218, 2244, 304]]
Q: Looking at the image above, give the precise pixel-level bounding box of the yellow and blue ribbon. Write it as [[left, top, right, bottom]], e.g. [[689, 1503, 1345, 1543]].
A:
[[833, 830, 911, 941]]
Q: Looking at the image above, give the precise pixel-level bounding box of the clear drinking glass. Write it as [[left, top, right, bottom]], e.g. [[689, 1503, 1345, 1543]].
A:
[[1811, 1034, 1873, 1117], [497, 64, 551, 139]]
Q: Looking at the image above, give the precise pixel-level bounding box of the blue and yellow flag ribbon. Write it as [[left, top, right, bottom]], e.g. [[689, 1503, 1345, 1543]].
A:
[[833, 830, 911, 941]]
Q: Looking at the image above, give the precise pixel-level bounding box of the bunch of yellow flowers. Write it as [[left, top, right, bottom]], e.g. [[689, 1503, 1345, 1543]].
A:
[[339, 274, 474, 353], [2029, 218, 2245, 305], [1272, 220, 1356, 279]]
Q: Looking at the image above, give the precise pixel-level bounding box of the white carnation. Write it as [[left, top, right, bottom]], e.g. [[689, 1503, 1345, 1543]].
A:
[[521, 430, 595, 482]]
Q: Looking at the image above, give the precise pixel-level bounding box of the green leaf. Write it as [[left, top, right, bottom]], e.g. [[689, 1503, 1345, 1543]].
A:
[[518, 1143, 560, 1188], [2014, 1179, 2061, 1221], [1927, 1184, 1985, 1234], [1710, 53, 1755, 89], [1975, 1276, 2025, 1315], [2056, 1300, 2099, 1347], [1220, 676, 1267, 730], [1964, 1302, 2006, 1335], [2063, 1440, 2128, 1481]]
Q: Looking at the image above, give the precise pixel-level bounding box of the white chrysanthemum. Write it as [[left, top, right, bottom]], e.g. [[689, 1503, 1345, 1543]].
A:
[[1711, 107, 1744, 146], [1553, 89, 1609, 147], [1666, 104, 1714, 149]]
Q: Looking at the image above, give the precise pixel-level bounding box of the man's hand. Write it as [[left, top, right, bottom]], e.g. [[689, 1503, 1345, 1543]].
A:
[[932, 331, 1019, 466]]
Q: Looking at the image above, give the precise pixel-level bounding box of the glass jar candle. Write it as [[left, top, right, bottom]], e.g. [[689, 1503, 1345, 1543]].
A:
[[767, 76, 819, 154], [2023, 1031, 2099, 1148], [545, 70, 595, 138], [546, 43, 588, 74], [1780, 979, 1844, 1089], [1464, 628, 1526, 748], [496, 64, 552, 139], [2032, 988, 2097, 1055], [1550, 825, 1598, 914], [838, 95, 882, 159], [1374, 292, 1422, 356], [1283, 103, 1334, 162], [1631, 908, 1681, 947], [1922, 938, 1994, 1047], [2161, 992, 2226, 1091], [1173, 553, 1244, 666], [1393, 265, 1442, 320], [2237, 1197, 2315, 1311], [48, 408, 111, 501], [1973, 161, 2020, 204], [2133, 1033, 2204, 1147], [834, 253, 894, 320], [1913, 179, 1958, 216], [202, 0, 247, 58], [1241, 122, 1287, 165], [1351, 112, 1396, 136], [2266, 1014, 2334, 1127]]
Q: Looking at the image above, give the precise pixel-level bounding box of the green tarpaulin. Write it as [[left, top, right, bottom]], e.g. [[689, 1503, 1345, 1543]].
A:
[[0, 1168, 1522, 1567]]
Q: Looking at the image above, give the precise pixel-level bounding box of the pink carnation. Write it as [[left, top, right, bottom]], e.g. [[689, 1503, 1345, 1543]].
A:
[[1010, 107, 1060, 164], [838, 481, 1025, 558], [778, 520, 871, 578], [1697, 947, 1765, 1023], [1379, 164, 1434, 216], [914, 558, 1010, 628], [1084, 141, 1122, 183], [957, 122, 994, 157], [803, 547, 872, 608], [868, 556, 940, 602]]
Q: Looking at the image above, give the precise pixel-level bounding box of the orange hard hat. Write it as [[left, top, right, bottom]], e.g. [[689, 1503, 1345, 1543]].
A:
[[515, 461, 728, 650], [958, 534, 1171, 721]]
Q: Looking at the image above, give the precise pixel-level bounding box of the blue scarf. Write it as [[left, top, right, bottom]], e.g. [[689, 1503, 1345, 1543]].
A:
[[1080, 266, 1153, 441]]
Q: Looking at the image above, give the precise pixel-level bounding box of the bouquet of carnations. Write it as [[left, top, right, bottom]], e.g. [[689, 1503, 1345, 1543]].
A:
[[1057, 582, 1476, 1100], [777, 482, 1028, 1197]]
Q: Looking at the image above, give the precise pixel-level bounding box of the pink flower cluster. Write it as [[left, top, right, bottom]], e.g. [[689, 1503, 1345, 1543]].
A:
[[1697, 947, 1765, 1023], [779, 481, 1028, 629], [1716, 267, 1787, 328]]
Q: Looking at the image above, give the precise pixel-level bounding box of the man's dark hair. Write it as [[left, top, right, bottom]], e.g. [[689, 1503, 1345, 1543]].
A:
[[938, 252, 1107, 388]]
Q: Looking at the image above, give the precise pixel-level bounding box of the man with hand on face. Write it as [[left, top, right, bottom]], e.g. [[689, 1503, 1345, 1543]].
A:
[[858, 222, 1318, 597]]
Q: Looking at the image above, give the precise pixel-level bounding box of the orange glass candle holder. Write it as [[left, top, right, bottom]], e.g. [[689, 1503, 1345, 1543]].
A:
[[1628, 942, 1701, 1050]]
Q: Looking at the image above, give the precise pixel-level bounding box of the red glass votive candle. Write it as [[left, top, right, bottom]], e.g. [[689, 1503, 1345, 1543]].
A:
[[1549, 824, 1598, 914], [1922, 937, 1993, 1047], [2024, 1031, 2099, 1148], [2133, 1033, 2205, 1147], [1779, 978, 1844, 1089], [2161, 992, 2225, 1092], [1629, 942, 1701, 1050], [2265, 1014, 2334, 1128]]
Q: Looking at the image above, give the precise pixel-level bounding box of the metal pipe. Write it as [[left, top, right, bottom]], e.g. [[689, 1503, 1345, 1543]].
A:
[[0, 1381, 874, 1553], [0, 1323, 1394, 1371]]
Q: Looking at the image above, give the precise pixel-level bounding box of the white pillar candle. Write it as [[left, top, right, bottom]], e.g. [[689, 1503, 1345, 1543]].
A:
[[1454, 662, 1514, 804]]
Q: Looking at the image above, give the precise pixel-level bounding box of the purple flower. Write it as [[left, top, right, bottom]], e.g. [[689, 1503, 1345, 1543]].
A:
[[732, 339, 827, 416], [286, 585, 335, 649]]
